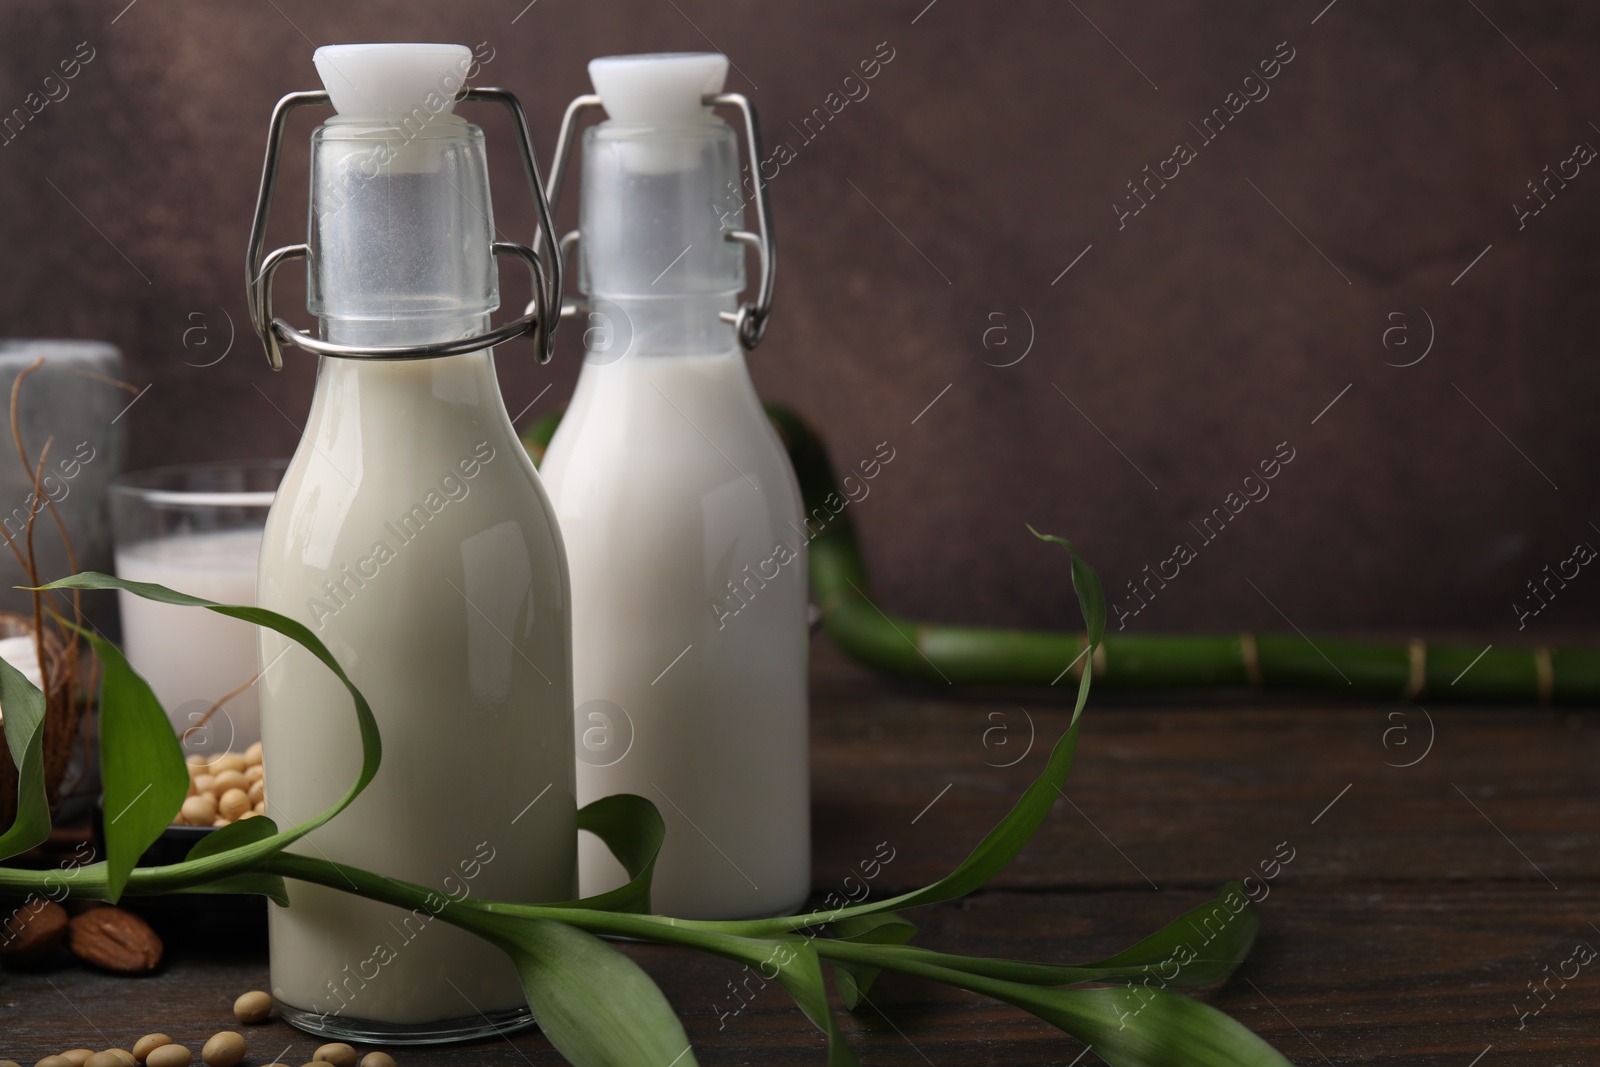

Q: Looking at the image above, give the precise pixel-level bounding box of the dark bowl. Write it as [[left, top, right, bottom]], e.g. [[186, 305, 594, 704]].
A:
[[91, 805, 268, 944]]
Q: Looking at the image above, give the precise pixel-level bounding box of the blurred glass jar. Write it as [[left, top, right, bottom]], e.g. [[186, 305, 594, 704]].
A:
[[0, 340, 126, 630], [110, 461, 285, 758]]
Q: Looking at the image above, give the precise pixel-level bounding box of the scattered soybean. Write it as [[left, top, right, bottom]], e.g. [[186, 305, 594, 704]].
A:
[[312, 1045, 356, 1067], [199, 1032, 244, 1067], [232, 989, 273, 1024], [131, 1034, 170, 1063]]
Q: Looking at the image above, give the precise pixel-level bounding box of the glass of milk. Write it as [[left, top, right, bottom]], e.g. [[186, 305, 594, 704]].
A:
[[110, 461, 285, 761]]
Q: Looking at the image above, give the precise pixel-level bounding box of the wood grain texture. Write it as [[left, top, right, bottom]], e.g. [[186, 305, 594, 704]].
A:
[[1, 645, 1595, 1063]]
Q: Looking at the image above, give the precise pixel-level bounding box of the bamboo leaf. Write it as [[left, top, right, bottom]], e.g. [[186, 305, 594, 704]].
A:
[[824, 883, 1258, 991], [825, 912, 918, 1010], [174, 871, 291, 906], [854, 949, 1289, 1066], [753, 719, 1079, 936], [186, 813, 282, 860], [82, 626, 190, 901], [1076, 882, 1259, 988], [766, 938, 860, 1067], [42, 573, 382, 896], [0, 652, 50, 860], [737, 536, 1103, 936], [1027, 527, 1105, 650], [1027, 526, 1104, 725], [172, 816, 290, 905], [173, 870, 289, 908], [993, 982, 1289, 1066], [474, 915, 699, 1067], [562, 793, 663, 913], [869, 534, 1096, 911]]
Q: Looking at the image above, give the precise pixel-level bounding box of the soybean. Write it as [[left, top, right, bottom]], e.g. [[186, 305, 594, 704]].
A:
[[313, 1045, 356, 1067], [200, 1032, 245, 1067], [132, 1037, 171, 1064], [144, 1050, 191, 1067], [212, 753, 246, 774], [211, 771, 249, 796], [233, 988, 273, 1023], [35, 1058, 73, 1067], [61, 1055, 95, 1067], [218, 789, 251, 820], [180, 794, 217, 825], [358, 1055, 396, 1067]]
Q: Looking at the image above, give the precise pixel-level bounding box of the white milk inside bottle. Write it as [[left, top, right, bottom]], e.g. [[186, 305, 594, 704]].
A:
[[540, 53, 810, 920], [254, 44, 574, 1042]]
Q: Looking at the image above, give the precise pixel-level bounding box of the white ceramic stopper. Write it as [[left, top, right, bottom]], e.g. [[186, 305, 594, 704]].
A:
[[313, 43, 473, 120], [588, 52, 729, 124]]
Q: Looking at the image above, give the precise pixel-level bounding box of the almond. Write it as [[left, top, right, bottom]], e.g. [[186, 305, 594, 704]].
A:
[[66, 906, 162, 973], [0, 898, 69, 964]]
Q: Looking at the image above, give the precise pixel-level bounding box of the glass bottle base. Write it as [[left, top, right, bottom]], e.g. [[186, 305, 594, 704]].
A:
[[277, 1001, 538, 1045]]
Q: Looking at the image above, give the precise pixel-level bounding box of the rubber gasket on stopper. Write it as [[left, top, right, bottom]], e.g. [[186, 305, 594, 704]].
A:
[[313, 43, 474, 120], [588, 52, 729, 124]]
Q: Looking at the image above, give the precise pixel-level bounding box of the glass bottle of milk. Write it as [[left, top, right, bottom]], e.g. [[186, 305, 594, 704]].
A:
[[540, 53, 809, 920], [254, 44, 574, 1042]]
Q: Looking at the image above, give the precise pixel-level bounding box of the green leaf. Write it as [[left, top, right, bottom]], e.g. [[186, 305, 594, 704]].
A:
[[771, 719, 1079, 933], [42, 573, 383, 898], [824, 883, 1258, 991], [994, 982, 1289, 1066], [174, 871, 291, 907], [563, 793, 664, 913], [478, 915, 699, 1067], [172, 816, 290, 905], [1025, 527, 1106, 652], [81, 627, 190, 901], [1076, 882, 1260, 988], [848, 948, 1289, 1066], [1028, 526, 1105, 726], [186, 814, 282, 861], [0, 651, 51, 860], [734, 537, 1105, 937], [766, 938, 860, 1067], [825, 912, 918, 1010]]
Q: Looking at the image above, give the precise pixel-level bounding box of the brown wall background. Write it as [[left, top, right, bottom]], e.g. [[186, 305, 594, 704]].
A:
[[0, 0, 1595, 636]]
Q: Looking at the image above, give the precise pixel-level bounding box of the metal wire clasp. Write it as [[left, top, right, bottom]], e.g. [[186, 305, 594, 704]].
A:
[[245, 87, 563, 370], [543, 91, 776, 352]]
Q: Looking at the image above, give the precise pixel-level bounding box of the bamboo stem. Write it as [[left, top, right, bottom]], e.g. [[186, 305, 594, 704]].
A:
[[522, 405, 1600, 704]]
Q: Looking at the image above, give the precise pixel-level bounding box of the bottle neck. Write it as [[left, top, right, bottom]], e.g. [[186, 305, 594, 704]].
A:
[[307, 115, 500, 351], [586, 295, 738, 361], [578, 119, 744, 355]]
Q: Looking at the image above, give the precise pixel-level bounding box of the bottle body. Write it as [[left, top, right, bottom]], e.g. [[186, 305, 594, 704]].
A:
[[258, 350, 575, 1036], [541, 344, 809, 919]]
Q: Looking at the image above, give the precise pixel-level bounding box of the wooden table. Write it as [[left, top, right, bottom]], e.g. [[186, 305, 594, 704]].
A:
[[4, 641, 1597, 1065]]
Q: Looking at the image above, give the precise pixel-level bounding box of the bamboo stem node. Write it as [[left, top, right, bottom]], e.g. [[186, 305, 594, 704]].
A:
[[1404, 639, 1427, 701], [1239, 632, 1264, 688]]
